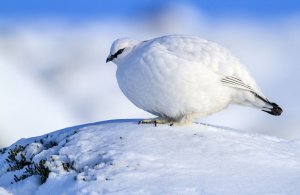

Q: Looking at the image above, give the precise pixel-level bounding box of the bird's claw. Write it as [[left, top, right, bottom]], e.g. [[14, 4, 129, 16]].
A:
[[138, 119, 158, 126], [138, 119, 173, 127]]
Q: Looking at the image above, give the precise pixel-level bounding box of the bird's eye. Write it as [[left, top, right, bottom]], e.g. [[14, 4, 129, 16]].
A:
[[115, 48, 125, 56], [106, 48, 125, 62]]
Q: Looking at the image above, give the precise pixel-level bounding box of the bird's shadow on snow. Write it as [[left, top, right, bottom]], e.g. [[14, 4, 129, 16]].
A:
[[196, 122, 239, 132], [77, 119, 239, 132], [76, 119, 240, 134]]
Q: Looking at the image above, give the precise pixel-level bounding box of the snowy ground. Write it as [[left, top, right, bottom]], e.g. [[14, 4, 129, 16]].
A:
[[0, 119, 300, 195]]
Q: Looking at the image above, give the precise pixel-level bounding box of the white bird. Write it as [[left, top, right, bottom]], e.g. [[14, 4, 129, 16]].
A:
[[106, 35, 282, 125]]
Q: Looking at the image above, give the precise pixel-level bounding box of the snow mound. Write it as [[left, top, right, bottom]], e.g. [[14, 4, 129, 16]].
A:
[[0, 120, 300, 195]]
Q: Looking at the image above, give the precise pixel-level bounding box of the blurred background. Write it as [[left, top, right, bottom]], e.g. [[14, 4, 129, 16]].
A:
[[1, 0, 300, 147]]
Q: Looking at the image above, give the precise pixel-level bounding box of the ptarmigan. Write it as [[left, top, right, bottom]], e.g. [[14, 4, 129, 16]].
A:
[[106, 35, 282, 125]]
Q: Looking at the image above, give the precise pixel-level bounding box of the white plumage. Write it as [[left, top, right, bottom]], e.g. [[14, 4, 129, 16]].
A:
[[106, 35, 282, 124]]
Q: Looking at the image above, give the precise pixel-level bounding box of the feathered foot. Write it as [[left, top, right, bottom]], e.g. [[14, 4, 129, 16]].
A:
[[138, 118, 174, 127]]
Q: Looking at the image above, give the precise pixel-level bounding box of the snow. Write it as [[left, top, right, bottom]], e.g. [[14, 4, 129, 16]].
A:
[[0, 120, 300, 194]]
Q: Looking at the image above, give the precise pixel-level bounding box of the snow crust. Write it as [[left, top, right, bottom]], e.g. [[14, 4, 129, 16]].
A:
[[0, 120, 300, 194]]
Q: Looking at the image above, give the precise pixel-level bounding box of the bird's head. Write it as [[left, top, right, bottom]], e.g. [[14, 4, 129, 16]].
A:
[[106, 38, 139, 64]]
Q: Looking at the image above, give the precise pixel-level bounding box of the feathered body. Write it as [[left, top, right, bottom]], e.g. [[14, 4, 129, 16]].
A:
[[107, 35, 282, 124]]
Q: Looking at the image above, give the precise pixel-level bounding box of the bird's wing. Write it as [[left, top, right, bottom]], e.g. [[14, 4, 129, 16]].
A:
[[150, 35, 266, 97], [221, 76, 256, 93], [221, 75, 269, 102]]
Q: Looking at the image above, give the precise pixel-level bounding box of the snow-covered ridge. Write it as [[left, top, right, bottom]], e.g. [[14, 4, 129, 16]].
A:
[[0, 120, 300, 195]]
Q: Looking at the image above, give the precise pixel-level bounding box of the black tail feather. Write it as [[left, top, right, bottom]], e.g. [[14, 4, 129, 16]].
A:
[[251, 92, 283, 116], [262, 102, 283, 116]]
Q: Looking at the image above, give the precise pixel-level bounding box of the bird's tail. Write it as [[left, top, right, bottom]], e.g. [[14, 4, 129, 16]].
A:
[[253, 92, 283, 116], [262, 102, 283, 116]]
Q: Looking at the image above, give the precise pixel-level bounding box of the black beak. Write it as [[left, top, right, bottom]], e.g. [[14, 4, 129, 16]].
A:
[[106, 55, 113, 63]]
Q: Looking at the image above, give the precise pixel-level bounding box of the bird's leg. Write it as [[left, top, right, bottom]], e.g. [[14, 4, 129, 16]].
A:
[[138, 118, 172, 126]]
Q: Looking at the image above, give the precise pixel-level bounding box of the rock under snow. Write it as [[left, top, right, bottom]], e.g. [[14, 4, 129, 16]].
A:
[[0, 119, 300, 195]]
